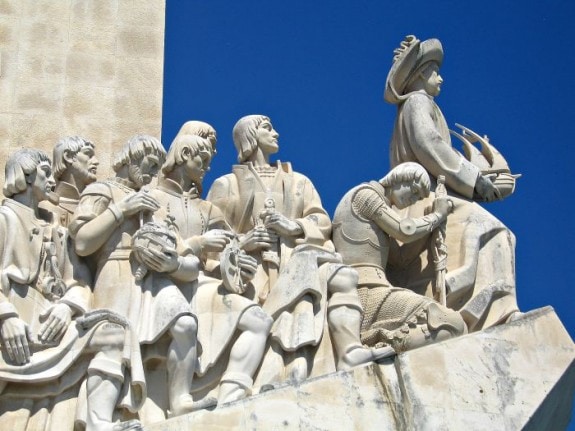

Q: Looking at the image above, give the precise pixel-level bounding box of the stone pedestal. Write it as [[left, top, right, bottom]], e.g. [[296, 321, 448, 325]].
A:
[[145, 306, 575, 430]]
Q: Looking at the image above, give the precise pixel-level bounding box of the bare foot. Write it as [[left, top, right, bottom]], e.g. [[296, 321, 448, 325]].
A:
[[338, 345, 396, 371]]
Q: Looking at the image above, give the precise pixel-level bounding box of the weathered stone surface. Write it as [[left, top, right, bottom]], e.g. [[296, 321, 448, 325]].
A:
[[0, 0, 165, 188], [145, 307, 574, 430]]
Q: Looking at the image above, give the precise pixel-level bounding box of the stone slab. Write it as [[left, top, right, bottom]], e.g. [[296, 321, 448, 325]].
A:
[[144, 306, 575, 431]]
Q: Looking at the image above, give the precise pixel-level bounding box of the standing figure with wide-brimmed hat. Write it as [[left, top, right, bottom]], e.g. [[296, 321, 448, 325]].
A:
[[383, 35, 521, 331]]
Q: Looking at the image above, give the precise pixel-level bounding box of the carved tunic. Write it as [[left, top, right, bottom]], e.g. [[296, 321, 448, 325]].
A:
[[39, 181, 81, 228], [149, 178, 259, 374], [208, 162, 356, 383], [72, 179, 200, 345]]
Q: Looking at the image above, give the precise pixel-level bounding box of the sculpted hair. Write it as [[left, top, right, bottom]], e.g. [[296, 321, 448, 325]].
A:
[[112, 135, 166, 172], [162, 134, 208, 175], [175, 121, 217, 154], [232, 115, 270, 163], [380, 162, 431, 196], [53, 136, 93, 180], [3, 148, 51, 198]]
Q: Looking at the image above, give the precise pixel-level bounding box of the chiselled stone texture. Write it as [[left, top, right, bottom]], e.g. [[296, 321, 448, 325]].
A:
[[145, 307, 575, 431], [0, 0, 165, 187]]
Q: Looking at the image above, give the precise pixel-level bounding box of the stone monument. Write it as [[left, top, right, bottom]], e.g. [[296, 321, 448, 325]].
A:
[[0, 3, 573, 429]]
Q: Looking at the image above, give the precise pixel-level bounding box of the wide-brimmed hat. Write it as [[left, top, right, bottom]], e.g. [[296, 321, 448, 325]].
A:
[[384, 35, 444, 104]]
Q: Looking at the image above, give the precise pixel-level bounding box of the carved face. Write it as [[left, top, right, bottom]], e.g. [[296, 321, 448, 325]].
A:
[[70, 144, 99, 185], [421, 63, 443, 97], [31, 161, 56, 202], [129, 154, 161, 189], [185, 145, 212, 186], [256, 120, 279, 156], [390, 181, 426, 209]]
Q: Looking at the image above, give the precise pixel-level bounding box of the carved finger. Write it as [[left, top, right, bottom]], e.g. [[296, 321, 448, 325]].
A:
[[19, 335, 31, 363], [14, 337, 26, 364], [5, 338, 16, 362]]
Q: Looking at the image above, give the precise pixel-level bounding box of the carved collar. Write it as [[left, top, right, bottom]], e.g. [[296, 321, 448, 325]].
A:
[[157, 177, 199, 198], [54, 181, 80, 202]]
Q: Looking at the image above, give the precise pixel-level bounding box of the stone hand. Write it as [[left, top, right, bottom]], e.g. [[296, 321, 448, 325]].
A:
[[240, 227, 278, 252], [116, 191, 160, 216], [1, 316, 32, 364], [432, 196, 453, 217], [200, 229, 234, 252], [475, 175, 501, 202], [264, 213, 303, 238], [139, 247, 180, 273], [39, 303, 72, 343], [238, 253, 258, 282]]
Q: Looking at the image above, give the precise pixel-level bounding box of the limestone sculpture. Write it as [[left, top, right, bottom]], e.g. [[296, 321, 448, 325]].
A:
[[146, 130, 272, 410], [332, 162, 467, 351], [207, 115, 394, 387], [69, 135, 172, 424], [39, 137, 99, 227], [384, 35, 521, 331], [0, 149, 139, 431]]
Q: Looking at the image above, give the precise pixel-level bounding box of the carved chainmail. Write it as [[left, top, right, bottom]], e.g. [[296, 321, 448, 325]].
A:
[[351, 184, 388, 220], [358, 285, 432, 351]]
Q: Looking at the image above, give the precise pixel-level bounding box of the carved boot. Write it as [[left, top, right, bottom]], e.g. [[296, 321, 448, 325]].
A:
[[86, 372, 142, 431], [328, 305, 395, 371], [217, 372, 253, 406]]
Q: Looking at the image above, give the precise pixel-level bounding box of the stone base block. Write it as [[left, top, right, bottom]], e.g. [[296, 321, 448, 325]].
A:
[[145, 306, 575, 431]]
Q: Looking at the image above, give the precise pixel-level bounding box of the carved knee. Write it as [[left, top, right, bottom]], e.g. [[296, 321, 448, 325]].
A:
[[327, 265, 358, 294], [239, 306, 273, 335], [171, 314, 198, 339]]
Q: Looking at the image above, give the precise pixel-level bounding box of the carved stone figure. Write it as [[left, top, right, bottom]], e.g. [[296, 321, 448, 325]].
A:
[[207, 115, 394, 386], [383, 36, 520, 331], [40, 136, 99, 227], [69, 136, 181, 420], [146, 131, 272, 407], [0, 149, 138, 431], [333, 162, 467, 350]]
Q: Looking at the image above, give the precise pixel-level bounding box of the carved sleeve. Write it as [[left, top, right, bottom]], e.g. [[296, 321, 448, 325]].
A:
[[293, 175, 332, 245], [0, 214, 18, 320], [353, 187, 441, 243], [69, 189, 119, 257], [402, 94, 480, 198], [206, 175, 239, 229]]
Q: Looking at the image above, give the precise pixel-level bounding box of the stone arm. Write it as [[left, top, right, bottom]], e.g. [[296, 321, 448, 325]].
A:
[[291, 175, 332, 245], [183, 204, 233, 273], [69, 192, 119, 257], [402, 94, 481, 199], [58, 233, 92, 316], [354, 187, 446, 243], [206, 175, 241, 230]]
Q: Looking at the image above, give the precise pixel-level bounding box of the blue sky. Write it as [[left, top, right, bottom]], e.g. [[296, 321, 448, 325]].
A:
[[162, 1, 575, 424]]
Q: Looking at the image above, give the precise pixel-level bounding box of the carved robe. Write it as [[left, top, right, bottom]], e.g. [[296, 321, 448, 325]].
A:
[[207, 162, 354, 384], [39, 181, 81, 228], [0, 199, 97, 431], [148, 178, 260, 377], [388, 91, 518, 331]]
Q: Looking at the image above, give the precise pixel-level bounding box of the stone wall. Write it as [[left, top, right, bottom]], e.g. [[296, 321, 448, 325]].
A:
[[0, 0, 165, 186]]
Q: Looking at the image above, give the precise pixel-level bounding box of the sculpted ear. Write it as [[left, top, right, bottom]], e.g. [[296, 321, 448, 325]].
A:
[[63, 149, 75, 164], [180, 146, 191, 162]]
